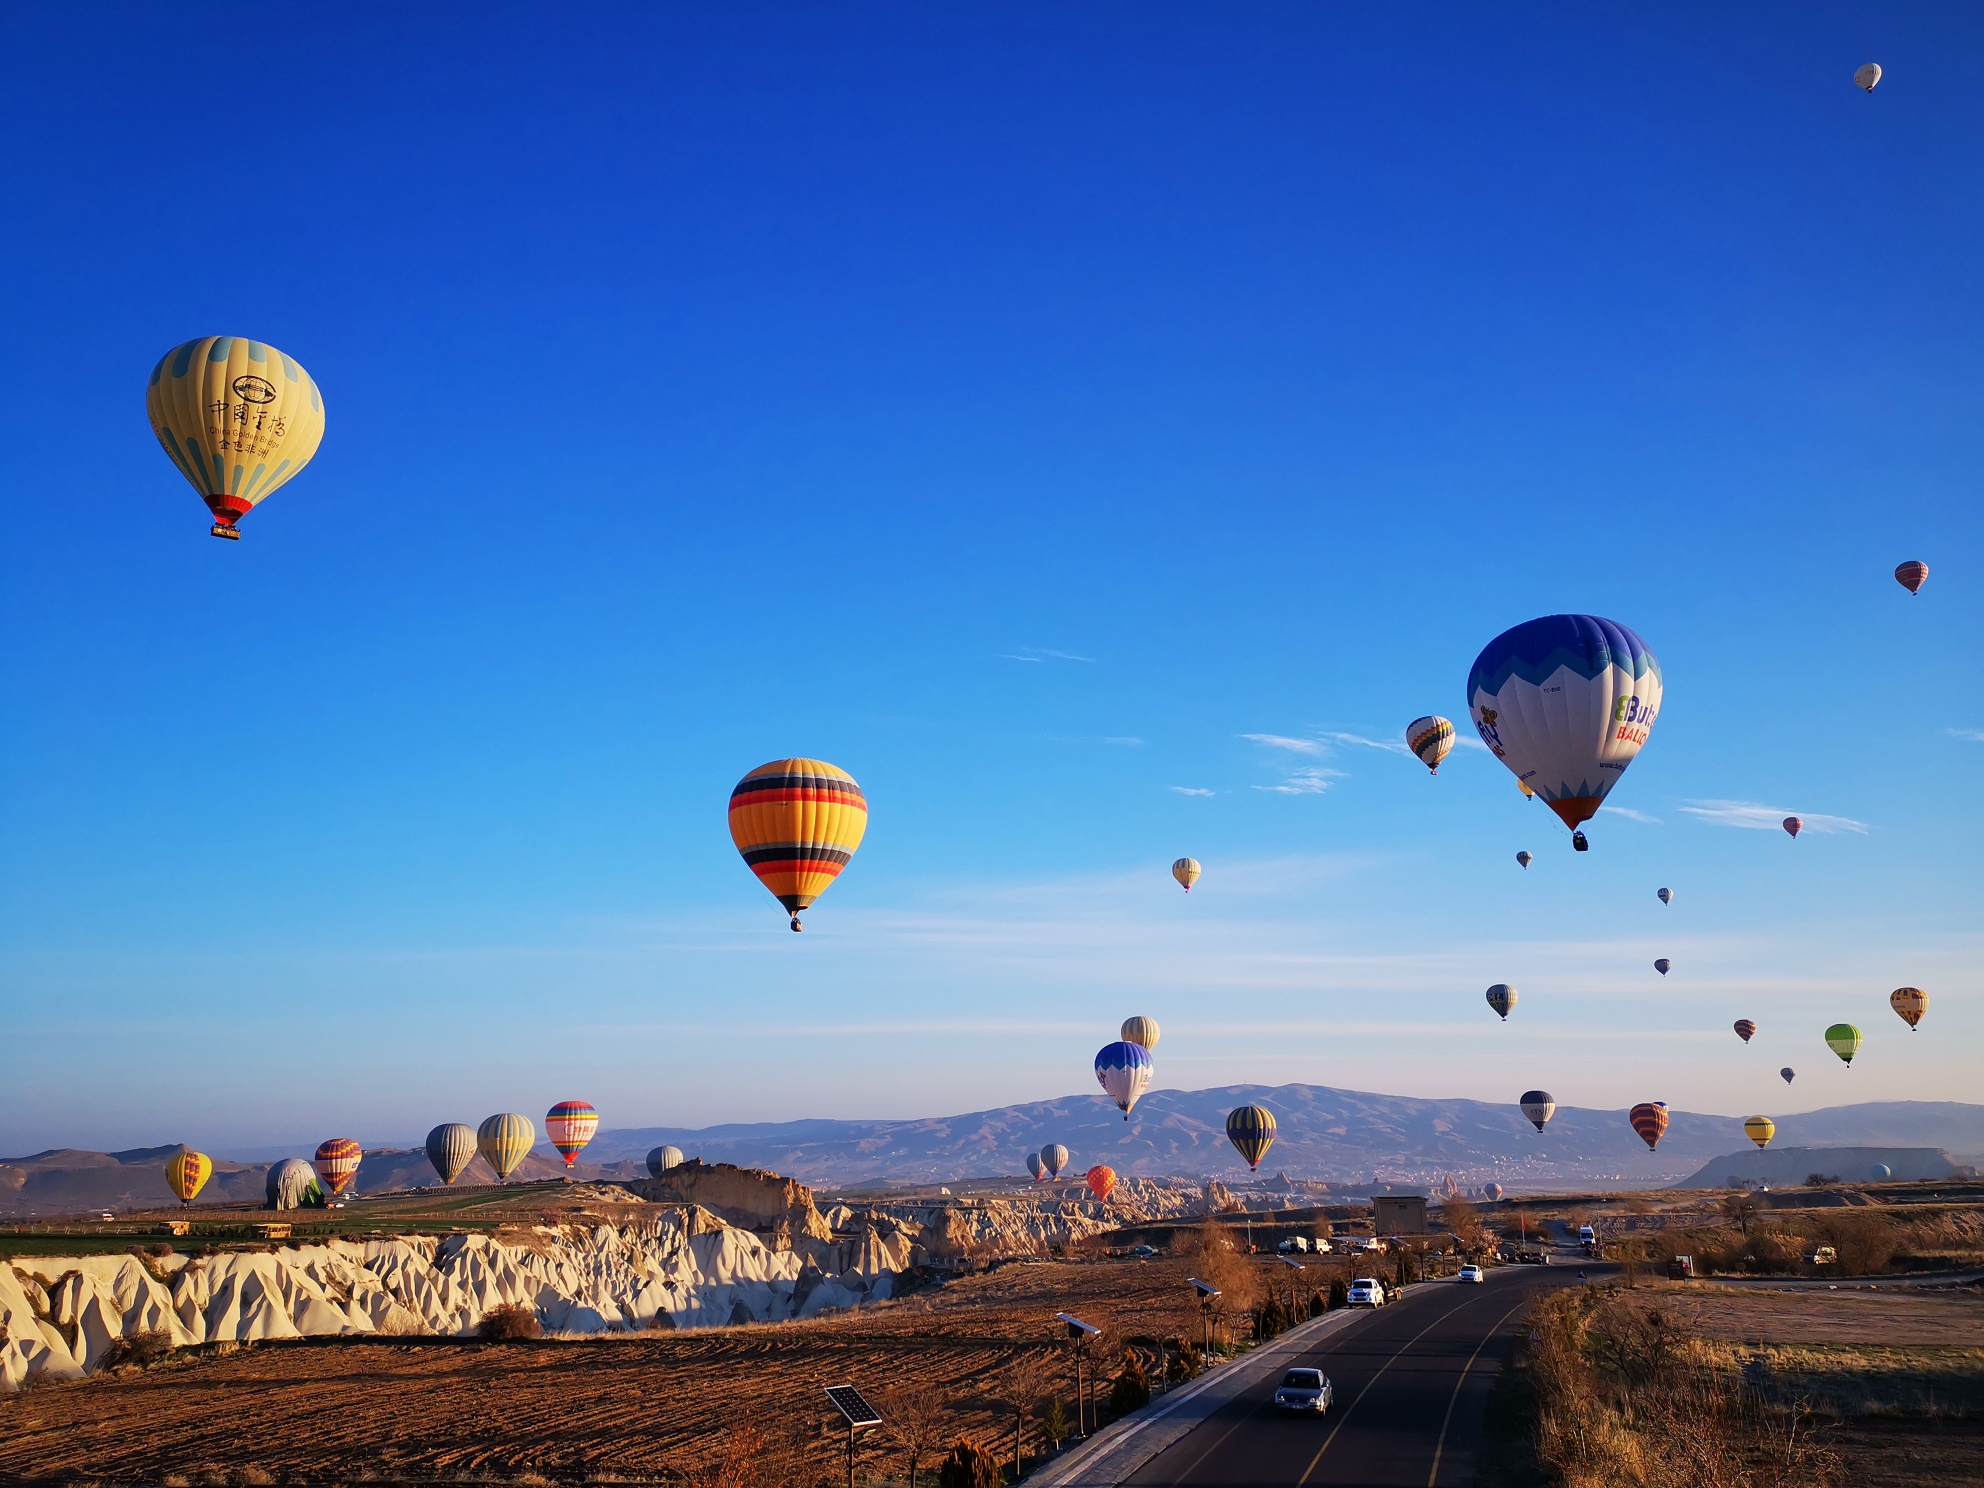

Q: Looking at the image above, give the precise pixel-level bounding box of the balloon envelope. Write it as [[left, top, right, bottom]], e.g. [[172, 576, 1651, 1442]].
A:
[[1871, 1163, 1892, 1180], [1734, 1019, 1757, 1044], [1890, 987, 1928, 1030], [1855, 62, 1882, 91], [1171, 858, 1201, 891], [1041, 1144, 1069, 1178], [1516, 851, 1532, 869], [1406, 716, 1455, 774], [1654, 959, 1671, 976], [1657, 887, 1672, 904], [1781, 1067, 1796, 1084], [476, 1113, 535, 1181], [146, 337, 326, 536], [647, 1145, 685, 1178], [314, 1138, 362, 1196], [1467, 615, 1662, 835], [1486, 984, 1517, 1021], [1629, 1102, 1670, 1151], [425, 1123, 476, 1185], [1519, 1091, 1556, 1132], [1895, 560, 1928, 594], [1483, 1182, 1504, 1201], [1824, 1024, 1863, 1065], [266, 1157, 317, 1210], [545, 1101, 599, 1167], [1026, 1152, 1045, 1181], [166, 1148, 212, 1204], [1783, 816, 1802, 838], [728, 759, 868, 930], [1085, 1165, 1117, 1201], [1743, 1116, 1776, 1150], [1094, 1040, 1154, 1119], [1121, 1015, 1160, 1051], [1225, 1105, 1277, 1171]]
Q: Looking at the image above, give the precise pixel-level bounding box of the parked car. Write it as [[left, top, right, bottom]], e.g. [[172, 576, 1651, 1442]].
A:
[[1128, 1244, 1158, 1259], [1805, 1246, 1837, 1266], [1274, 1367, 1333, 1415], [1276, 1237, 1310, 1254], [1457, 1264, 1485, 1284], [1347, 1278, 1387, 1307], [1666, 1255, 1696, 1280]]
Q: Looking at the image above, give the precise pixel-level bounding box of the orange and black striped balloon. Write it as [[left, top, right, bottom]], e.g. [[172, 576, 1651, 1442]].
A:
[[1895, 561, 1929, 595], [1628, 1101, 1669, 1152], [728, 759, 868, 931]]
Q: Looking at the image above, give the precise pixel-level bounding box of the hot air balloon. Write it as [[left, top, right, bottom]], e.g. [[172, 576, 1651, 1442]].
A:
[[1406, 716, 1455, 774], [1041, 1144, 1069, 1179], [1783, 816, 1802, 839], [1467, 615, 1661, 851], [1871, 1163, 1892, 1181], [1225, 1105, 1277, 1171], [1483, 1182, 1504, 1201], [1657, 887, 1673, 904], [1825, 1024, 1862, 1066], [425, 1123, 476, 1185], [477, 1113, 535, 1182], [1781, 1066, 1796, 1084], [1855, 62, 1882, 92], [1734, 1019, 1756, 1044], [314, 1138, 362, 1197], [1172, 858, 1201, 892], [545, 1101, 599, 1167], [166, 1148, 212, 1206], [266, 1157, 317, 1210], [1026, 1152, 1045, 1182], [728, 759, 867, 931], [1743, 1116, 1775, 1150], [1486, 984, 1517, 1021], [1519, 1091, 1556, 1132], [1085, 1165, 1117, 1202], [1654, 959, 1671, 976], [647, 1145, 685, 1177], [1890, 987, 1928, 1030], [1094, 1040, 1153, 1120], [146, 337, 326, 539], [1518, 779, 1536, 799], [1121, 1016, 1160, 1051], [1516, 851, 1532, 869], [1895, 560, 1928, 595], [1629, 1102, 1670, 1152]]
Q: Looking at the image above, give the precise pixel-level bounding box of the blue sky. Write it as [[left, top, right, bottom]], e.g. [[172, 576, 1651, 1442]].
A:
[[2, 4, 1979, 1156]]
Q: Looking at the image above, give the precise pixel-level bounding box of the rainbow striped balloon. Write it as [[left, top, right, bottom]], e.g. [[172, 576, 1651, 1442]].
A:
[[1406, 715, 1455, 774], [728, 759, 868, 931], [545, 1100, 599, 1167], [314, 1138, 362, 1195]]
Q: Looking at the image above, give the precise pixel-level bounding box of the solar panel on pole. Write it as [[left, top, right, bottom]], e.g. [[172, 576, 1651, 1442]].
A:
[[825, 1385, 883, 1428]]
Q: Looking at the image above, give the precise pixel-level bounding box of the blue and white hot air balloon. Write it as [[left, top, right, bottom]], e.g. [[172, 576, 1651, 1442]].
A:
[[1094, 1040, 1153, 1120], [1467, 615, 1662, 851]]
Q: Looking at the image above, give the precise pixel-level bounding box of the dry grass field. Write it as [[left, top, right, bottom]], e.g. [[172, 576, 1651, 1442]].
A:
[[0, 1252, 1280, 1485]]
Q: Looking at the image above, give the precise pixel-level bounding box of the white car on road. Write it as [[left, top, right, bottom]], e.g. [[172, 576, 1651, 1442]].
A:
[[1457, 1264, 1485, 1284], [1347, 1277, 1387, 1307]]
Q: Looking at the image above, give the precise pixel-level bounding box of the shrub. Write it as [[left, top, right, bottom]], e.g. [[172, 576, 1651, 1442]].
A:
[[1308, 1289, 1328, 1319], [1252, 1295, 1291, 1340], [476, 1303, 542, 1340], [1327, 1276, 1349, 1310], [1040, 1397, 1071, 1447], [1166, 1341, 1202, 1382], [98, 1328, 174, 1370], [1109, 1355, 1152, 1418], [936, 1436, 1001, 1488]]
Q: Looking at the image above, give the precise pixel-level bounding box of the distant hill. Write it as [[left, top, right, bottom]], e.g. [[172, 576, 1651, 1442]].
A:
[[1677, 1146, 1967, 1189], [10, 1088, 1983, 1215]]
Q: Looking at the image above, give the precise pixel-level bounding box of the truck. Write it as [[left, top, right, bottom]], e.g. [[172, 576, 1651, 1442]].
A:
[[1666, 1255, 1696, 1280]]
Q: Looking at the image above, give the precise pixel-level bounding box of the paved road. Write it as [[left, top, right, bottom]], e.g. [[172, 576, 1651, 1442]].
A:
[[1119, 1262, 1592, 1488]]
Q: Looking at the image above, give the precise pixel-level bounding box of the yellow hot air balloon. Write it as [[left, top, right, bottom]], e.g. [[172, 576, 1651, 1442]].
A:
[[728, 759, 867, 931], [1171, 857, 1201, 891], [146, 337, 325, 540], [1121, 1015, 1160, 1050], [477, 1113, 536, 1182], [1743, 1116, 1775, 1150], [1890, 987, 1928, 1030], [165, 1147, 213, 1206]]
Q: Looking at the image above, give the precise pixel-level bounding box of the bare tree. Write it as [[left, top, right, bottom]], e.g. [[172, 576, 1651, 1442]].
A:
[[881, 1380, 947, 1488], [994, 1350, 1054, 1482]]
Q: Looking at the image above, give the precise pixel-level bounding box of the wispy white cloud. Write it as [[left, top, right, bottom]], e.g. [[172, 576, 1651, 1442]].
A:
[[1599, 805, 1662, 825], [1322, 732, 1410, 756], [1001, 654, 1044, 663], [1451, 735, 1492, 752], [1242, 733, 1327, 754], [1255, 767, 1344, 796], [1946, 728, 1984, 743], [1101, 736, 1144, 747], [1170, 786, 1217, 797], [1679, 799, 1869, 834], [1005, 646, 1095, 663]]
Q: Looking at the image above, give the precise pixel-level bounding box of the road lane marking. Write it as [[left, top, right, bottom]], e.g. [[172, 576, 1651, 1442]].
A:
[[1424, 1296, 1529, 1487]]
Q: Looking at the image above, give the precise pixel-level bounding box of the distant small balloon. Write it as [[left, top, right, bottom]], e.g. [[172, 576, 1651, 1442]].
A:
[[1085, 1164, 1117, 1202], [1026, 1152, 1045, 1182], [1121, 1015, 1160, 1051], [1871, 1163, 1892, 1181], [425, 1123, 476, 1185], [1629, 1101, 1670, 1152], [1407, 716, 1456, 774], [1519, 1091, 1556, 1132], [1895, 560, 1928, 594], [647, 1145, 685, 1177], [1825, 1023, 1863, 1065], [1657, 887, 1672, 905], [314, 1138, 362, 1197], [1854, 62, 1882, 92], [1225, 1104, 1278, 1171], [1041, 1143, 1070, 1178], [1483, 1182, 1504, 1201], [545, 1100, 599, 1168], [1516, 851, 1532, 869], [1783, 816, 1803, 839], [1734, 1019, 1757, 1044], [1518, 779, 1535, 799], [1486, 984, 1517, 1021], [1654, 958, 1671, 976], [1094, 1040, 1153, 1120], [1743, 1116, 1775, 1151], [166, 1147, 213, 1206], [1172, 858, 1202, 892], [1781, 1066, 1796, 1084], [1889, 986, 1928, 1030]]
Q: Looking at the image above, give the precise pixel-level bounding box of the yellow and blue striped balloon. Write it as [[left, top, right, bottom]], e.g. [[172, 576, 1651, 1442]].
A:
[[1225, 1105, 1277, 1171]]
